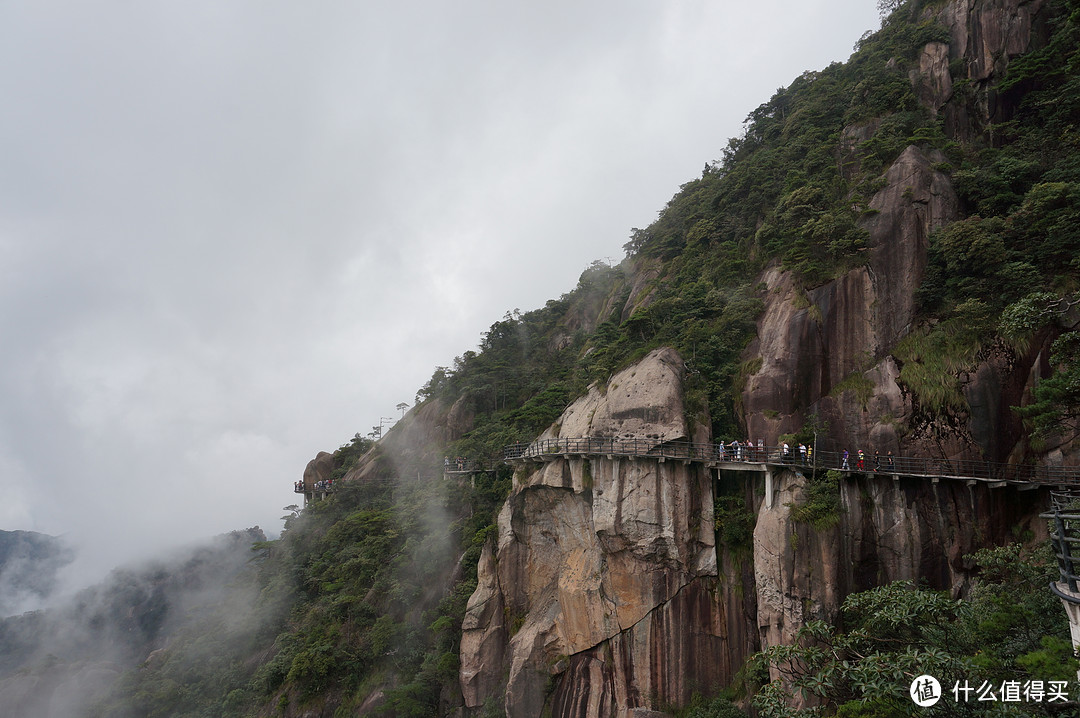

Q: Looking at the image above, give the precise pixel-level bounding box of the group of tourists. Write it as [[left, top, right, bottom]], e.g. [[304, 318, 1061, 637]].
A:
[[840, 449, 895, 472], [716, 439, 760, 462], [713, 441, 902, 472], [444, 456, 469, 471], [714, 439, 813, 465], [293, 479, 335, 492]]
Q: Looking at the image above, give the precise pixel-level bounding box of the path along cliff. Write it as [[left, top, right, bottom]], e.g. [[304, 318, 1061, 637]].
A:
[[458, 347, 1047, 716], [455, 1, 1073, 711]]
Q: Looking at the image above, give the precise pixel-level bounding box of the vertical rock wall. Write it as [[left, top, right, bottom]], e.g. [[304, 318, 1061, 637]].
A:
[[742, 0, 1057, 460], [460, 455, 726, 717], [938, 0, 1048, 140], [460, 349, 732, 716], [754, 468, 1049, 656], [743, 143, 960, 454]]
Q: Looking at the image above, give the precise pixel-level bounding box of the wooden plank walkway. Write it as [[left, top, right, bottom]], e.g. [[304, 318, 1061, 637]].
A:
[[502, 438, 1080, 487]]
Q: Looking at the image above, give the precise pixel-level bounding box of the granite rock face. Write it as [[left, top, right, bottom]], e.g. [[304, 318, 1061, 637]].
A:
[[460, 349, 724, 716], [740, 0, 1058, 461], [302, 451, 334, 490], [459, 344, 1055, 716], [535, 346, 690, 447], [754, 468, 1048, 666], [744, 144, 958, 453], [938, 0, 1047, 138]]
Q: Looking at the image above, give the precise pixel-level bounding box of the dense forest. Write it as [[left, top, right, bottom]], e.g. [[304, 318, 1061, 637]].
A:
[[15, 0, 1080, 715]]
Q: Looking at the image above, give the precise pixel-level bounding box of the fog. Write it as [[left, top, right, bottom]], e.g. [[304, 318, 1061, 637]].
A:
[[0, 0, 882, 589], [0, 528, 268, 717]]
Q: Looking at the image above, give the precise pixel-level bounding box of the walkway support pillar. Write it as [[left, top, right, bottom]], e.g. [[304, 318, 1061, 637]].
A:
[[764, 467, 773, 510]]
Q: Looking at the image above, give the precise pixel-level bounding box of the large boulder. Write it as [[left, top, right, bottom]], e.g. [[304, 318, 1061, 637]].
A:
[[302, 451, 334, 490]]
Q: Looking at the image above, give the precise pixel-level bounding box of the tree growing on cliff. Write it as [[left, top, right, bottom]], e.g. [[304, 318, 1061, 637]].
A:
[[877, 0, 904, 21], [1001, 293, 1080, 442], [750, 545, 1076, 717], [1020, 331, 1080, 441], [752, 582, 967, 717]]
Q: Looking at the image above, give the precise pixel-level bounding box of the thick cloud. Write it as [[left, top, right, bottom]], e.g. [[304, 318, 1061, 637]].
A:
[[0, 0, 880, 585]]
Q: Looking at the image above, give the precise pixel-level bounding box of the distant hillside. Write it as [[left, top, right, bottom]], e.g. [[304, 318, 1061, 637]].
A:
[[0, 528, 266, 718], [0, 529, 74, 616]]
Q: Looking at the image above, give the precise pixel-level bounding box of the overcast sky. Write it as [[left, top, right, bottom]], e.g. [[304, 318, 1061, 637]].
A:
[[0, 0, 881, 587]]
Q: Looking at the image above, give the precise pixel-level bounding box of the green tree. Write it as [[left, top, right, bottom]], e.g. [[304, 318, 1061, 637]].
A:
[[1019, 331, 1080, 440], [751, 545, 1076, 717]]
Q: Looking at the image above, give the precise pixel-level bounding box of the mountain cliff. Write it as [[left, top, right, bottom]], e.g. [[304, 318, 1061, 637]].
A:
[[444, 0, 1080, 713]]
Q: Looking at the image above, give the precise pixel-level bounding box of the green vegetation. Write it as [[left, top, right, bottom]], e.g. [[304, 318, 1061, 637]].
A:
[[240, 468, 511, 716], [907, 0, 1080, 417], [786, 471, 843, 531], [893, 300, 994, 416], [92, 441, 511, 717], [1018, 330, 1080, 440], [1002, 293, 1080, 442], [751, 545, 1077, 717], [828, 372, 875, 409], [714, 491, 756, 553], [676, 694, 749, 718]]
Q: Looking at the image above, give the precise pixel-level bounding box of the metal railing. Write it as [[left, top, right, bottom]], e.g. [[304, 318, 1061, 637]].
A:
[[503, 438, 1080, 486], [1042, 503, 1080, 603], [444, 459, 486, 473], [295, 482, 335, 493]]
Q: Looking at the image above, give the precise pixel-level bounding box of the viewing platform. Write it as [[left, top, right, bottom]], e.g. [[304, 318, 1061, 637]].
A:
[[503, 437, 1080, 488], [444, 459, 488, 475], [295, 480, 334, 505]]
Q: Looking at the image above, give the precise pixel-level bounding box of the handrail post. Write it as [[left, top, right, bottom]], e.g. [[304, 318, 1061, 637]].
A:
[[1056, 512, 1079, 593]]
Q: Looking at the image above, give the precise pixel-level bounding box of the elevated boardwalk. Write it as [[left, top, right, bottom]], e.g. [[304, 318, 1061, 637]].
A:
[[503, 437, 1080, 488], [295, 481, 335, 505], [443, 459, 491, 475]]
